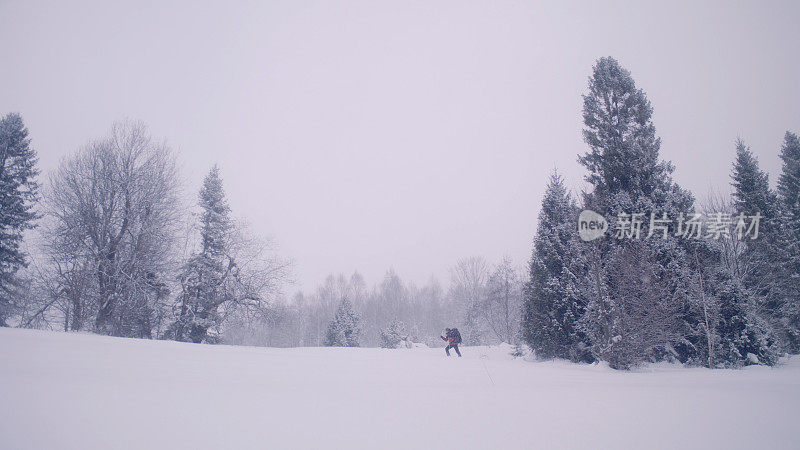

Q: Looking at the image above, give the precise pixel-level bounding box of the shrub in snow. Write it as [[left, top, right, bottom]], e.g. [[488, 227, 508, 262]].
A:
[[380, 320, 408, 349]]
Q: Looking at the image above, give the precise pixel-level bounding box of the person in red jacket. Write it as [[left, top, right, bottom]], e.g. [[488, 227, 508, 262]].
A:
[[441, 328, 462, 357]]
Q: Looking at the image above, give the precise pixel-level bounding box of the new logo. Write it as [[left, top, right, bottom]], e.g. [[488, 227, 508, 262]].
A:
[[578, 210, 607, 241]]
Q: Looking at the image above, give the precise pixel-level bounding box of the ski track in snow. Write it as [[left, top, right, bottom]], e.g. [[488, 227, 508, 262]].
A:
[[1, 328, 799, 450]]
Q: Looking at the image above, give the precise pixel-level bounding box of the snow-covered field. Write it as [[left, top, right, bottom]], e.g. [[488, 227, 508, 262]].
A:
[[1, 328, 798, 450]]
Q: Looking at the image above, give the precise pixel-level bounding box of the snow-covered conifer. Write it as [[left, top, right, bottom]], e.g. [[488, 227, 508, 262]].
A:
[[725, 140, 783, 360], [0, 113, 39, 326], [325, 297, 360, 347], [777, 132, 800, 352], [522, 172, 591, 361], [172, 166, 232, 342], [577, 57, 696, 367]]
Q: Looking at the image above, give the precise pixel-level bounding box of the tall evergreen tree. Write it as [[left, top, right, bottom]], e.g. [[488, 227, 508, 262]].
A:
[[0, 113, 39, 326], [523, 172, 591, 361], [579, 57, 694, 217], [577, 57, 697, 368], [776, 132, 800, 351], [172, 166, 233, 343], [729, 140, 781, 290], [325, 297, 361, 347], [726, 139, 780, 362]]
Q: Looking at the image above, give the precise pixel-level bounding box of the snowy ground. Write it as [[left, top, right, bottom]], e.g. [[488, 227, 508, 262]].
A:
[[1, 328, 799, 450]]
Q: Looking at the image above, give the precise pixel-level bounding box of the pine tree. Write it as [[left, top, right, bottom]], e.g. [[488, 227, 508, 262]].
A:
[[522, 172, 591, 361], [729, 140, 781, 290], [732, 139, 780, 225], [577, 57, 697, 367], [777, 132, 800, 352], [0, 113, 39, 326], [580, 57, 694, 219], [779, 132, 800, 215], [324, 297, 360, 347], [726, 139, 780, 362], [172, 166, 233, 343], [198, 165, 232, 260]]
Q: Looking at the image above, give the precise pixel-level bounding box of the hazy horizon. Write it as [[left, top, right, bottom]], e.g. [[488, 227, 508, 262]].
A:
[[2, 0, 799, 293]]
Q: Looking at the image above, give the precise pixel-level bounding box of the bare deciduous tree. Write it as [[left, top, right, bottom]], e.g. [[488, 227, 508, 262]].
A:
[[484, 258, 523, 344], [43, 121, 180, 337], [448, 256, 489, 344]]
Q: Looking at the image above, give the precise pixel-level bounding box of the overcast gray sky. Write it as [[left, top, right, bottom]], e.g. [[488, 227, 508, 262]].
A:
[[1, 0, 799, 292]]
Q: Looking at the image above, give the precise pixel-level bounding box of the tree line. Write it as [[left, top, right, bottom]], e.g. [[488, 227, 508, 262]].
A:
[[223, 257, 523, 349], [0, 115, 521, 349], [1, 120, 290, 341], [522, 57, 800, 369]]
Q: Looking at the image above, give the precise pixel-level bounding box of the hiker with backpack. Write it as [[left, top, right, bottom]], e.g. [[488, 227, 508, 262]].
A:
[[441, 328, 462, 357]]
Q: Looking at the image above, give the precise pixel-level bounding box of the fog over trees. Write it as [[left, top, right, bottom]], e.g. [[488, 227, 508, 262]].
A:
[[2, 56, 799, 369]]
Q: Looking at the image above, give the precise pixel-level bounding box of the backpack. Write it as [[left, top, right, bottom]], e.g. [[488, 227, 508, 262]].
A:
[[451, 328, 462, 344]]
